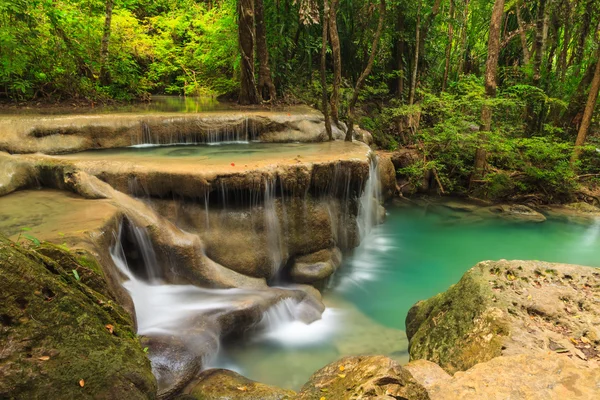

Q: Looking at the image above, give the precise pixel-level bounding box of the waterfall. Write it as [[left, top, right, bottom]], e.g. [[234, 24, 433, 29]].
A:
[[357, 156, 382, 240], [111, 220, 162, 283], [264, 177, 283, 275]]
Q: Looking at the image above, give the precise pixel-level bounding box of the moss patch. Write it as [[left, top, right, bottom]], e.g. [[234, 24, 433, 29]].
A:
[[0, 234, 156, 399]]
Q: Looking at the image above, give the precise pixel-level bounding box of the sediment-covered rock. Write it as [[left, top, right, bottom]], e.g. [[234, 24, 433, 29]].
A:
[[0, 235, 156, 399], [185, 369, 295, 400], [0, 107, 345, 154], [296, 355, 429, 400], [406, 259, 600, 374], [289, 247, 342, 284]]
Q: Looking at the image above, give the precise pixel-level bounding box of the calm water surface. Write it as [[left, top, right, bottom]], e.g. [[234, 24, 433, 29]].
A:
[[214, 204, 600, 389]]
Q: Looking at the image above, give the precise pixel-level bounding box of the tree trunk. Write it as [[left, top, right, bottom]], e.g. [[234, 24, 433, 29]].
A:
[[473, 0, 505, 182], [397, 10, 405, 99], [321, 0, 333, 140], [570, 0, 593, 74], [345, 0, 386, 141], [515, 0, 530, 65], [238, 0, 259, 105], [558, 1, 571, 82], [442, 0, 455, 92], [457, 0, 470, 77], [573, 29, 600, 160], [417, 0, 442, 69], [409, 0, 422, 105], [99, 0, 114, 86], [329, 0, 342, 125], [255, 0, 276, 101], [532, 0, 547, 86]]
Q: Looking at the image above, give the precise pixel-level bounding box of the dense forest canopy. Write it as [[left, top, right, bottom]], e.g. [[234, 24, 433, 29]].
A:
[[1, 0, 600, 201]]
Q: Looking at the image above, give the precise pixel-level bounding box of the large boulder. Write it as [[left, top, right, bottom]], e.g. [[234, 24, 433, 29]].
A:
[[185, 369, 295, 400], [296, 355, 429, 400], [0, 235, 156, 399], [406, 260, 600, 374]]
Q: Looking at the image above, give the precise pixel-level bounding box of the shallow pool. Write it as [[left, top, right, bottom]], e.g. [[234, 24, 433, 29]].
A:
[[213, 203, 600, 389]]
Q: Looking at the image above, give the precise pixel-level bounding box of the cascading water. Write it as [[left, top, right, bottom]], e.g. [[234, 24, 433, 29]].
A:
[[357, 155, 382, 240], [264, 177, 283, 275]]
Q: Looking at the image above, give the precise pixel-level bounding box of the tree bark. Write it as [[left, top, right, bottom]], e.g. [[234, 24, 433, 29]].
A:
[[515, 0, 530, 65], [397, 10, 406, 99], [321, 0, 333, 140], [558, 1, 572, 82], [99, 0, 114, 86], [473, 0, 505, 182], [409, 0, 422, 105], [255, 0, 276, 101], [417, 0, 442, 69], [532, 0, 547, 86], [329, 0, 342, 125], [442, 0, 455, 92], [345, 0, 386, 141], [570, 0, 593, 74], [238, 0, 259, 105], [457, 0, 470, 77], [573, 32, 600, 160]]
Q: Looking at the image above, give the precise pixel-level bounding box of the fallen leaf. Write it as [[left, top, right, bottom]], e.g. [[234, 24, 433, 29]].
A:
[[236, 386, 248, 392], [320, 397, 326, 400], [38, 356, 50, 361], [79, 379, 85, 387], [105, 324, 114, 334], [339, 365, 345, 372], [581, 336, 591, 344], [569, 337, 578, 345], [231, 163, 235, 167], [337, 374, 346, 378], [555, 348, 569, 354]]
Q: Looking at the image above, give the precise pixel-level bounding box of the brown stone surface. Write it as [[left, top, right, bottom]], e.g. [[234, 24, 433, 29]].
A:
[[296, 355, 429, 400], [407, 260, 600, 374], [425, 354, 600, 400], [186, 369, 295, 400]]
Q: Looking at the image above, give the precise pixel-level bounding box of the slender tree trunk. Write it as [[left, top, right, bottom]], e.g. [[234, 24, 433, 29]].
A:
[[345, 0, 386, 141], [409, 0, 422, 105], [238, 0, 259, 105], [558, 1, 571, 82], [417, 0, 442, 68], [573, 25, 600, 161], [397, 10, 406, 99], [321, 0, 333, 140], [515, 0, 530, 65], [457, 0, 470, 77], [571, 0, 593, 74], [329, 0, 342, 125], [442, 0, 455, 92], [532, 0, 547, 86], [99, 0, 114, 85], [473, 0, 505, 182], [255, 0, 276, 101]]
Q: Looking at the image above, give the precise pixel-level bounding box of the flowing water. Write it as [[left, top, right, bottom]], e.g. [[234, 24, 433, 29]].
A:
[[209, 204, 600, 389]]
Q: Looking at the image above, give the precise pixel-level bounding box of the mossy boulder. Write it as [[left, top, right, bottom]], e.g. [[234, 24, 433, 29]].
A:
[[186, 369, 295, 400], [406, 260, 600, 374], [0, 234, 156, 399], [296, 355, 429, 400]]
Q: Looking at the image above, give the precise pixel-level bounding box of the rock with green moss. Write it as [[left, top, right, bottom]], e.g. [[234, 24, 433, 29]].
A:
[[296, 355, 429, 400], [0, 234, 156, 399], [406, 260, 600, 374], [186, 369, 295, 400]]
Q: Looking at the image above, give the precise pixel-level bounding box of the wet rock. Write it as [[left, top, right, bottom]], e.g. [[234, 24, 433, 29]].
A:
[[0, 107, 344, 154], [289, 247, 342, 284], [483, 204, 546, 223], [0, 152, 35, 196], [403, 360, 451, 392], [0, 234, 156, 399], [376, 153, 397, 201], [406, 260, 600, 374], [424, 354, 600, 400], [355, 126, 373, 145], [296, 355, 429, 400], [186, 369, 295, 400]]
